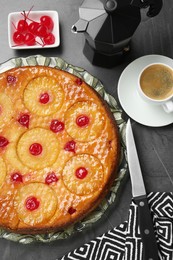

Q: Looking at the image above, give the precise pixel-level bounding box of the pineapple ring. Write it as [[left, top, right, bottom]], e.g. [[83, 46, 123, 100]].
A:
[[23, 76, 64, 116], [17, 128, 60, 170], [64, 101, 105, 142], [0, 157, 6, 188], [15, 183, 57, 226], [62, 154, 104, 195], [0, 93, 13, 127]]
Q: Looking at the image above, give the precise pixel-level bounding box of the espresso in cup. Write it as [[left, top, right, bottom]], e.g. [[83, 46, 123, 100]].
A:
[[140, 64, 173, 100]]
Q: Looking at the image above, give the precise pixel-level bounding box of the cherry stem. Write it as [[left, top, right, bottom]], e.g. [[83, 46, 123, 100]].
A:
[[21, 5, 35, 23], [35, 40, 44, 46], [12, 39, 44, 48], [40, 37, 46, 47], [27, 5, 34, 17], [23, 11, 27, 21], [12, 21, 17, 30], [21, 12, 35, 23]]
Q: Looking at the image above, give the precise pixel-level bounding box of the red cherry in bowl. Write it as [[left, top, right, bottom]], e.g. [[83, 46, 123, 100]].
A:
[[43, 33, 55, 45], [24, 33, 36, 46], [35, 24, 48, 37], [40, 15, 54, 31], [13, 31, 25, 45], [28, 22, 39, 35], [17, 19, 28, 33]]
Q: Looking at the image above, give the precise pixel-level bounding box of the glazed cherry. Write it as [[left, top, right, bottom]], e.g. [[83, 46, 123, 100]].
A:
[[7, 75, 17, 84], [28, 22, 39, 35], [76, 115, 90, 127], [64, 140, 76, 153], [29, 143, 43, 156], [0, 136, 9, 148], [17, 19, 28, 33], [11, 172, 23, 183], [40, 15, 54, 31], [68, 207, 76, 215], [13, 31, 25, 45], [24, 33, 36, 46], [35, 24, 48, 37], [43, 33, 55, 45], [45, 172, 59, 185], [75, 78, 83, 85], [25, 196, 40, 211], [18, 114, 30, 128], [39, 92, 50, 104], [50, 119, 64, 133], [75, 167, 88, 179]]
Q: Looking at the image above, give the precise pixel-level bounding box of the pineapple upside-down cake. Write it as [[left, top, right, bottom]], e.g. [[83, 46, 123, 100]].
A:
[[0, 66, 120, 233]]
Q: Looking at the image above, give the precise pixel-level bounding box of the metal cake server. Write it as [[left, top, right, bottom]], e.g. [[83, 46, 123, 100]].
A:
[[126, 119, 159, 260]]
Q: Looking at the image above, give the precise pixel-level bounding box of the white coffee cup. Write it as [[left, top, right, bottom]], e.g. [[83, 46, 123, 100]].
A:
[[138, 63, 173, 113]]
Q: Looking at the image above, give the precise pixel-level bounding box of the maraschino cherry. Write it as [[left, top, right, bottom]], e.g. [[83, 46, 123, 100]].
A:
[[24, 33, 36, 46], [45, 172, 59, 185], [7, 75, 17, 84], [75, 167, 88, 179], [50, 119, 64, 133], [35, 24, 48, 38], [28, 22, 39, 35], [29, 143, 43, 156], [0, 136, 9, 148], [75, 78, 83, 85], [43, 33, 55, 45], [40, 15, 54, 31], [76, 115, 90, 127], [11, 172, 23, 183], [17, 19, 28, 33], [39, 92, 50, 104], [13, 31, 25, 45], [25, 196, 40, 211], [64, 140, 76, 153], [18, 114, 30, 128], [68, 207, 76, 215]]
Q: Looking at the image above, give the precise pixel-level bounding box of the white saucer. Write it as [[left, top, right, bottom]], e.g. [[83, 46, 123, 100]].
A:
[[118, 55, 173, 127]]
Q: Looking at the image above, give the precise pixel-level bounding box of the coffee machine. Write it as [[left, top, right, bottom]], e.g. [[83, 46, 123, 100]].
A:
[[72, 0, 163, 67]]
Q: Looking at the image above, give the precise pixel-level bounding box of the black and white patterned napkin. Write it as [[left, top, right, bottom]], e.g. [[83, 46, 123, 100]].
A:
[[59, 192, 173, 260]]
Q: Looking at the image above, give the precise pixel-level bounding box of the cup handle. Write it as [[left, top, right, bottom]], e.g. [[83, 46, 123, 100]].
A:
[[162, 100, 173, 113]]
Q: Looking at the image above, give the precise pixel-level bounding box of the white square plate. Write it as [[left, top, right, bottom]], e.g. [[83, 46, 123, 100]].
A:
[[8, 10, 60, 49]]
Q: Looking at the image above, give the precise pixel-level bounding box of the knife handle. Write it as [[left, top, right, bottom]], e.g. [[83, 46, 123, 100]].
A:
[[134, 195, 159, 260]]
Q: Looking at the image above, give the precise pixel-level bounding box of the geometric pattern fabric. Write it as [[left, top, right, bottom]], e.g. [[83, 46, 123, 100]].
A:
[[60, 192, 173, 260]]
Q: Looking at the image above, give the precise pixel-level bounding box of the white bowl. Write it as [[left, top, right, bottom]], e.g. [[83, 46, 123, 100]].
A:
[[8, 10, 60, 49]]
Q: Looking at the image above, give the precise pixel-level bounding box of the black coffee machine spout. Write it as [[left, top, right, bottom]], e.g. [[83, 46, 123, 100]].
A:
[[71, 19, 88, 33]]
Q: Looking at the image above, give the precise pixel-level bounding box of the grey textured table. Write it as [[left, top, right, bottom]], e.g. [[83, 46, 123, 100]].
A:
[[0, 1, 173, 259]]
